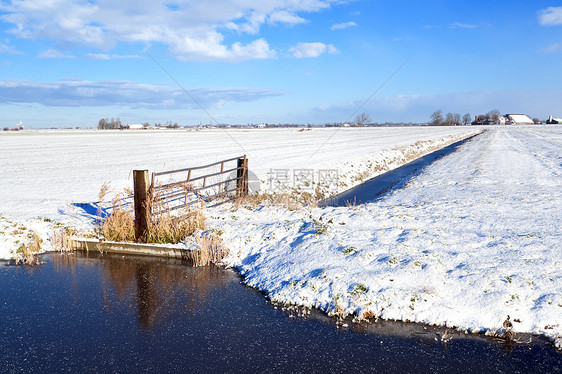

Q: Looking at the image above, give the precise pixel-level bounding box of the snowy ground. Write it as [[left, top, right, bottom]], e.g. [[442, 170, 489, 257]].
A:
[[209, 126, 562, 349], [0, 126, 476, 258], [1, 125, 560, 349]]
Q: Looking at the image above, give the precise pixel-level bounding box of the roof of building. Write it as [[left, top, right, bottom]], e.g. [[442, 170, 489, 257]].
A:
[[507, 114, 534, 124]]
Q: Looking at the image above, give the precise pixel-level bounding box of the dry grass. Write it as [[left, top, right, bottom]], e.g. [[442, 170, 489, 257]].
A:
[[234, 188, 325, 210], [192, 234, 229, 267], [51, 228, 75, 252], [98, 184, 206, 245], [97, 181, 112, 216], [146, 209, 206, 244], [100, 204, 206, 244], [14, 231, 43, 266], [101, 200, 136, 242]]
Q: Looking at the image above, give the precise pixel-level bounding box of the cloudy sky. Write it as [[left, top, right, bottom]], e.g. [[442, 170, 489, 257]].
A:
[[1, 0, 561, 127]]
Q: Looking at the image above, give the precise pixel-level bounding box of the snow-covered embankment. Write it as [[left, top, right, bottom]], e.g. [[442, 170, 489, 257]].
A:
[[211, 126, 562, 349]]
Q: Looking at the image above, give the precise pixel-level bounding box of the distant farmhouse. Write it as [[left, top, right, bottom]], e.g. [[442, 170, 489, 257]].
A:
[[547, 115, 562, 124], [472, 113, 538, 126], [505, 114, 534, 125], [2, 121, 24, 131]]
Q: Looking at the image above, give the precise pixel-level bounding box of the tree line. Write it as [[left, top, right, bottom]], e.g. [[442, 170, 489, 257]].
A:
[[430, 109, 503, 126], [98, 118, 124, 129], [98, 118, 180, 129]]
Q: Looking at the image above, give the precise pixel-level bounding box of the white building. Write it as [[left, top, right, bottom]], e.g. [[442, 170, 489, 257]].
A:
[[506, 114, 534, 125], [547, 115, 562, 124]]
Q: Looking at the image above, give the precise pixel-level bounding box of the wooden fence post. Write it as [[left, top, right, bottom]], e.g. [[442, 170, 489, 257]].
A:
[[237, 156, 248, 197], [133, 170, 151, 242]]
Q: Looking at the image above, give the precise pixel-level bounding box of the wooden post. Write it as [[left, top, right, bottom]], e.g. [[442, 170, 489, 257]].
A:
[[237, 156, 248, 197], [133, 170, 151, 242]]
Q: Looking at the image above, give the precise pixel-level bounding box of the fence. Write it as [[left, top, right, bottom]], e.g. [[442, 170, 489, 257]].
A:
[[133, 155, 248, 241]]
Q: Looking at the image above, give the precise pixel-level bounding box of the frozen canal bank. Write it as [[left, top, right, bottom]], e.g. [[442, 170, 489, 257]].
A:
[[211, 126, 562, 349]]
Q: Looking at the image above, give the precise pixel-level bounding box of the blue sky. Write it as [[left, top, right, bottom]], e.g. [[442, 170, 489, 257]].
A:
[[1, 0, 561, 128]]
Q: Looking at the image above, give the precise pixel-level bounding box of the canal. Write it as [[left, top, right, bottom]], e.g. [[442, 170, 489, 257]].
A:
[[1, 253, 560, 373]]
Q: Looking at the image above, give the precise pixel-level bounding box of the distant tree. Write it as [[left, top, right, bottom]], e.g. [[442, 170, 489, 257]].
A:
[[430, 110, 444, 126], [98, 118, 107, 130], [98, 117, 124, 129], [453, 113, 462, 126], [487, 109, 501, 124], [355, 112, 371, 127], [443, 112, 455, 126], [532, 117, 541, 124], [462, 113, 472, 126]]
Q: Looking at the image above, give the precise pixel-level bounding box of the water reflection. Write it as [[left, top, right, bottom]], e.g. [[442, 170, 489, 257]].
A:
[[2, 253, 560, 373], [51, 252, 231, 329]]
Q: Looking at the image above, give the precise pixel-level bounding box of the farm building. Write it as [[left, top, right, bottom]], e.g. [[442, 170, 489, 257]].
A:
[[506, 114, 534, 125], [547, 115, 562, 124]]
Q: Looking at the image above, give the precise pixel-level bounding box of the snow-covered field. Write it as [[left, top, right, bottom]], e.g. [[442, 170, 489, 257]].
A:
[[1, 125, 560, 349], [0, 126, 476, 257]]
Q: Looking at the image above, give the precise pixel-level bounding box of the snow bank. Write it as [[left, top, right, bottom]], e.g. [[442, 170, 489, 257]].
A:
[[210, 126, 562, 349]]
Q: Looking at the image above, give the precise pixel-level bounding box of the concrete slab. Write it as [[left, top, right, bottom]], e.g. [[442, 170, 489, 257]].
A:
[[70, 238, 195, 260]]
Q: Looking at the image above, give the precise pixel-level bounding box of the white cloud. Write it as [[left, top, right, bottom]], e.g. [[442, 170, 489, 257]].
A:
[[289, 42, 338, 58], [0, 79, 285, 108], [38, 49, 75, 59], [85, 53, 110, 60], [538, 6, 562, 26], [449, 22, 477, 29], [38, 49, 142, 59], [112, 54, 142, 59], [540, 43, 562, 54], [268, 11, 307, 25], [0, 0, 343, 62], [331, 21, 357, 30], [0, 43, 16, 54], [0, 38, 20, 54]]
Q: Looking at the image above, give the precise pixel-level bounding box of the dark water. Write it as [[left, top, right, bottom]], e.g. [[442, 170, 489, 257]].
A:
[[0, 253, 560, 373]]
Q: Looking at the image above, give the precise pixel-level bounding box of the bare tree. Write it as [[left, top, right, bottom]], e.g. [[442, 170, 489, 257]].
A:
[[444, 112, 457, 126], [462, 113, 472, 126], [98, 118, 107, 130], [355, 112, 371, 127], [453, 113, 461, 126], [430, 110, 444, 126], [487, 109, 501, 124]]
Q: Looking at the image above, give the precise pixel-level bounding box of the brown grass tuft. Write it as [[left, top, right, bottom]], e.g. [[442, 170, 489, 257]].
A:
[[360, 310, 377, 321], [14, 231, 43, 266], [234, 189, 322, 210], [146, 209, 206, 244], [101, 202, 136, 242], [98, 185, 206, 245], [52, 228, 76, 252], [191, 234, 229, 267]]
